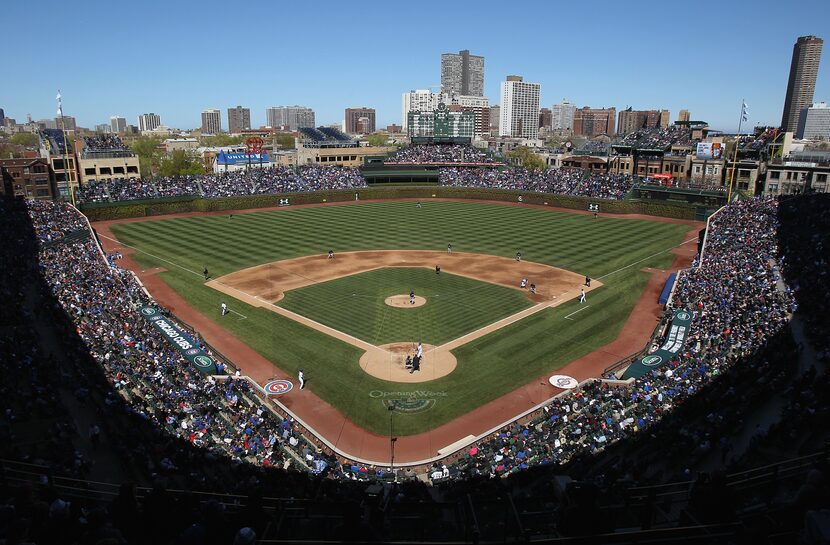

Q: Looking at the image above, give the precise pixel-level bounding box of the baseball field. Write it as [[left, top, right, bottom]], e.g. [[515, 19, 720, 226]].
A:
[[107, 200, 691, 437]]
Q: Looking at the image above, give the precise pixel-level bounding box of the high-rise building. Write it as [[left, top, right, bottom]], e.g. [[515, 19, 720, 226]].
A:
[[0, 108, 4, 128], [489, 106, 500, 133], [617, 108, 670, 135], [201, 109, 222, 135], [573, 107, 616, 137], [94, 123, 111, 133], [402, 90, 438, 130], [551, 100, 576, 132], [499, 76, 540, 139], [227, 106, 251, 134], [110, 116, 127, 133], [441, 49, 485, 97], [344, 107, 376, 134], [781, 35, 823, 133], [677, 109, 691, 123], [539, 108, 552, 129], [138, 113, 161, 132], [797, 102, 830, 139], [265, 106, 315, 131]]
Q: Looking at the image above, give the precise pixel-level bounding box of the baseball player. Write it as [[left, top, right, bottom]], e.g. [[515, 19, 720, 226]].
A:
[[530, 283, 537, 295], [447, 243, 452, 255], [328, 249, 334, 259], [416, 342, 423, 359], [410, 290, 416, 305], [516, 251, 522, 262], [585, 275, 591, 287], [435, 264, 441, 275], [579, 289, 586, 303], [298, 369, 305, 389], [520, 277, 528, 289], [203, 267, 209, 280], [221, 302, 228, 316], [416, 201, 422, 208]]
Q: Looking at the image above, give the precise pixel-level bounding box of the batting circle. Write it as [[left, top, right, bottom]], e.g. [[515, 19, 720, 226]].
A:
[[264, 379, 294, 395], [549, 375, 579, 389]]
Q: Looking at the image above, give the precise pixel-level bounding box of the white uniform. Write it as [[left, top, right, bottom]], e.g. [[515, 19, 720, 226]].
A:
[[416, 343, 423, 359], [298, 370, 305, 389], [221, 303, 228, 315], [579, 289, 586, 303]]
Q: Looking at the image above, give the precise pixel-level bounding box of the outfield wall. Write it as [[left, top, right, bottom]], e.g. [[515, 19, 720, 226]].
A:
[[79, 187, 702, 222]]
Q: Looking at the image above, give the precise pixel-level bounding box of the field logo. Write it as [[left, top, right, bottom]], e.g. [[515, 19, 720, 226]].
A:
[[382, 398, 436, 414], [264, 380, 293, 395], [193, 355, 214, 370], [642, 354, 663, 366], [549, 375, 579, 389], [676, 311, 691, 321]]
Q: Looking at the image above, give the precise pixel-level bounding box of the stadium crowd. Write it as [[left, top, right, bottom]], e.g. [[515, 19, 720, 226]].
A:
[[616, 126, 692, 150], [76, 166, 367, 203], [441, 197, 797, 481], [385, 144, 499, 164], [83, 134, 127, 151], [439, 167, 634, 200]]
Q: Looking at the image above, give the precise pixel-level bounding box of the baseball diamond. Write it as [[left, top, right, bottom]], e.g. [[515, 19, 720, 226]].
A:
[[103, 200, 694, 444]]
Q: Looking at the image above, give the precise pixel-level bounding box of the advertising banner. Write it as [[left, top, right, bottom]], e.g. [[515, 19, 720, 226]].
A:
[[696, 142, 724, 160], [622, 309, 693, 379], [139, 306, 218, 375]]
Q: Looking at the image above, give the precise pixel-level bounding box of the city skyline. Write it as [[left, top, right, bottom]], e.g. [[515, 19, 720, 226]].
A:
[[1, 0, 829, 133]]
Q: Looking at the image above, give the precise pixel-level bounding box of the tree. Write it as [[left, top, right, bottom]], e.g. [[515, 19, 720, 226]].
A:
[[507, 146, 546, 170], [274, 134, 295, 149], [158, 149, 204, 177], [129, 136, 163, 176], [366, 133, 389, 147], [10, 133, 39, 147], [202, 134, 244, 147]]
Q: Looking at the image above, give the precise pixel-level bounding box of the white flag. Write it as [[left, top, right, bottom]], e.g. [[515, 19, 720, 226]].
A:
[[57, 107, 63, 116], [56, 90, 62, 101]]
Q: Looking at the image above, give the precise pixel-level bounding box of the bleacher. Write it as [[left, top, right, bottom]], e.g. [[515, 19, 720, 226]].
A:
[[299, 126, 357, 148], [40, 128, 70, 153]]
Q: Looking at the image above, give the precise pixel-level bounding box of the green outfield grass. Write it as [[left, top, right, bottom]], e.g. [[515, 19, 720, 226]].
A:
[[278, 267, 533, 345], [110, 200, 690, 436]]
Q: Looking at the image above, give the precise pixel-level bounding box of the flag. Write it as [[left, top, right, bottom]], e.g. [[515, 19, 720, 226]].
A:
[[56, 90, 62, 101], [741, 101, 749, 122]]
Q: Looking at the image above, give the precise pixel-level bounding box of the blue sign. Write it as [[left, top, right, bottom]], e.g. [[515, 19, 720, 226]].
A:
[[216, 152, 270, 165]]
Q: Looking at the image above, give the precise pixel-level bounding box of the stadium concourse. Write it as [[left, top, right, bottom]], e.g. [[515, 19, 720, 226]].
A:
[[2, 193, 829, 542]]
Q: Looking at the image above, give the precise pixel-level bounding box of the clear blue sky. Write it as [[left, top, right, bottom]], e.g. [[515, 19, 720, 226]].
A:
[[1, 0, 828, 133]]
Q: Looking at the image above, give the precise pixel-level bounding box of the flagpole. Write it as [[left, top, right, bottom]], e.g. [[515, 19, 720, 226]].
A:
[[727, 99, 746, 203]]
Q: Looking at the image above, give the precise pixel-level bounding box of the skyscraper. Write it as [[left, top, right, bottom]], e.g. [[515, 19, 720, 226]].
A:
[[441, 49, 485, 97], [797, 102, 830, 139], [781, 35, 823, 133], [539, 108, 552, 129], [401, 90, 437, 130], [110, 116, 127, 133], [551, 100, 576, 132], [344, 107, 376, 134], [677, 109, 690, 123], [138, 113, 161, 132], [227, 106, 251, 133], [573, 107, 616, 137], [201, 109, 222, 135], [499, 76, 540, 139]]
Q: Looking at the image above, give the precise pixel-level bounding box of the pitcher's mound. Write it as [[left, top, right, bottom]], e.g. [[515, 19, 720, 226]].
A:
[[385, 294, 427, 308], [360, 342, 456, 383]]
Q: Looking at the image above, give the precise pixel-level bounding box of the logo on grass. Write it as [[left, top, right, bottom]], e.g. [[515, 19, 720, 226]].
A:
[[264, 380, 293, 395], [193, 355, 214, 370], [382, 398, 436, 413], [642, 355, 663, 366]]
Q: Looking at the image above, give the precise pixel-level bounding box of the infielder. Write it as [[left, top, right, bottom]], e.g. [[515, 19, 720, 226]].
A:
[[579, 289, 586, 303], [327, 249, 334, 259], [203, 267, 209, 281], [221, 302, 228, 316], [516, 251, 522, 262], [447, 243, 452, 255]]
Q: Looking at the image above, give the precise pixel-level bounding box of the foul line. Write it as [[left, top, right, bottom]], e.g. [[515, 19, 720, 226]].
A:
[[596, 237, 698, 281], [98, 233, 204, 278], [564, 305, 590, 320]]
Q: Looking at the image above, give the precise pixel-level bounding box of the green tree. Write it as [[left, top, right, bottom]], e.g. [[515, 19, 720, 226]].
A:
[[10, 133, 39, 147], [366, 133, 389, 147], [507, 146, 546, 170], [202, 134, 245, 147], [129, 136, 163, 176], [274, 134, 295, 149], [158, 149, 204, 177]]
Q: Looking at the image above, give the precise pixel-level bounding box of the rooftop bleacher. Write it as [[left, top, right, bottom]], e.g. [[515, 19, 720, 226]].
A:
[[299, 126, 357, 148]]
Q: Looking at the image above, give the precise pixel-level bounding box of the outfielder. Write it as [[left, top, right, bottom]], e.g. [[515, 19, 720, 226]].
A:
[[298, 369, 305, 389]]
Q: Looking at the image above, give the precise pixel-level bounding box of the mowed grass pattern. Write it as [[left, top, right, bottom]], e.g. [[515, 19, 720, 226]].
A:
[[110, 201, 691, 435], [279, 268, 533, 345]]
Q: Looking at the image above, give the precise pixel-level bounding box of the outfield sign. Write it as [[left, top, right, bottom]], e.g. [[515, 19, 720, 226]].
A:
[[278, 198, 290, 206], [139, 306, 218, 375], [588, 203, 600, 212], [622, 309, 693, 380]]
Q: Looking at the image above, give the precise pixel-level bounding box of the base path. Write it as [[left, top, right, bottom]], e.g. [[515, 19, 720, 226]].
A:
[[92, 202, 701, 466]]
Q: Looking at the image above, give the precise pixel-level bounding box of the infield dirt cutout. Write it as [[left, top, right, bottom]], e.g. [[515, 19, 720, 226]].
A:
[[207, 250, 600, 384], [385, 295, 427, 308]]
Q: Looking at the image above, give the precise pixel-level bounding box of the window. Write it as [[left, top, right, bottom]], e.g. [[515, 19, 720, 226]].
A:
[[770, 171, 780, 179]]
